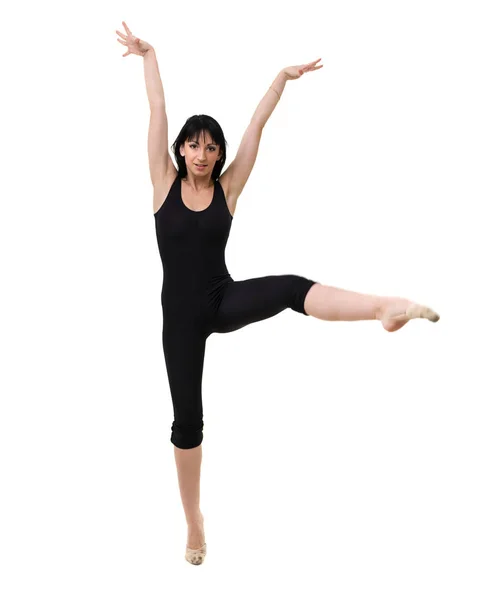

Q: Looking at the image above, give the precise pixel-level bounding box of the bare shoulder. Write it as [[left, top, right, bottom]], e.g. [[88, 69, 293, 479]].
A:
[[153, 165, 179, 214]]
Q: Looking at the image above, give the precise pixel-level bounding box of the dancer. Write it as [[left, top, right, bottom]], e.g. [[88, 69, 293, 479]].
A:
[[116, 21, 440, 565]]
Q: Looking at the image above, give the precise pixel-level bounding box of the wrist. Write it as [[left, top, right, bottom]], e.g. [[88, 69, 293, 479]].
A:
[[270, 71, 288, 98], [141, 42, 154, 56]]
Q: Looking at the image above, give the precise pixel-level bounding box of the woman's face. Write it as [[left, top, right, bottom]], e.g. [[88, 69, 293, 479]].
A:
[[180, 131, 222, 177]]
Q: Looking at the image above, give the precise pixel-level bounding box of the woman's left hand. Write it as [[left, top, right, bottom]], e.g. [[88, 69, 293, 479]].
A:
[[283, 58, 323, 81]]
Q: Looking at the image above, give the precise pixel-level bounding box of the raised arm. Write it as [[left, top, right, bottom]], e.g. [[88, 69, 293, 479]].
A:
[[143, 48, 176, 186], [253, 58, 323, 128], [251, 70, 288, 129], [116, 22, 175, 187], [222, 59, 323, 204], [219, 71, 288, 203], [143, 47, 166, 108]]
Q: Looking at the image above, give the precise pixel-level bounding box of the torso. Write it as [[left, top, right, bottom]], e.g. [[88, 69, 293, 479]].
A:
[[153, 167, 236, 217]]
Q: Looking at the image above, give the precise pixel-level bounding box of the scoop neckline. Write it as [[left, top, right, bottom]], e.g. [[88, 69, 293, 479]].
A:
[[179, 176, 216, 214]]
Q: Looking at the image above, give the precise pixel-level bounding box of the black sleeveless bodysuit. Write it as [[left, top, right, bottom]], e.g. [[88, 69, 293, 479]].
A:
[[155, 173, 317, 449]]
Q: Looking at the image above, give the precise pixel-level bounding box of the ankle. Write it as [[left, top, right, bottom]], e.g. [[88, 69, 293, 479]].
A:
[[375, 298, 388, 321], [378, 297, 413, 321]]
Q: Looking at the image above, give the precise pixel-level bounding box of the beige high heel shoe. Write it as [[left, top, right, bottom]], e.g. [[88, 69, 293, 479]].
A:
[[185, 542, 207, 565]]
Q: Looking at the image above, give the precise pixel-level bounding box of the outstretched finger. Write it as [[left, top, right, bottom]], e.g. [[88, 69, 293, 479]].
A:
[[116, 29, 127, 39], [122, 21, 132, 35]]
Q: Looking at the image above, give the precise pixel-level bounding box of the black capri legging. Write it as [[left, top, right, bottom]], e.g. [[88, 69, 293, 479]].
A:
[[162, 273, 317, 449]]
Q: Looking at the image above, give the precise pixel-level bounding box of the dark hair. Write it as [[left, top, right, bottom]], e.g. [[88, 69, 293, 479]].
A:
[[171, 114, 228, 181]]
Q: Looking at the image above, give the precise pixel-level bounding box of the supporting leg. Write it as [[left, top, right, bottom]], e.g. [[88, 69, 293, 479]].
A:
[[174, 444, 206, 556], [162, 322, 207, 559], [174, 444, 203, 526]]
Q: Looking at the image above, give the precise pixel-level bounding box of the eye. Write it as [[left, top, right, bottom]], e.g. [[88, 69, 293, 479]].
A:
[[189, 143, 216, 151]]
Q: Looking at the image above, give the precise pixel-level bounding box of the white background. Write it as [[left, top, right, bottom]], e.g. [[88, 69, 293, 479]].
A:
[[1, 0, 478, 597]]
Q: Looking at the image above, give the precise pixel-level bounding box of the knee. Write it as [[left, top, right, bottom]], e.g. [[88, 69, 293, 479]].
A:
[[288, 275, 317, 315], [171, 420, 204, 449]]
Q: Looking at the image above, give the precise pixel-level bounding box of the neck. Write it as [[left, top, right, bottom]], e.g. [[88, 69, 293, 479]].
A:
[[183, 172, 213, 192]]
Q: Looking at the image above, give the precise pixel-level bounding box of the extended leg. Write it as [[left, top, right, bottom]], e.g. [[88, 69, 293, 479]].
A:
[[212, 274, 316, 334], [303, 283, 440, 331]]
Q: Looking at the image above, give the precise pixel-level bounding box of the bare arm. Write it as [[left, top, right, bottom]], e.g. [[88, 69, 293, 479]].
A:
[[250, 57, 322, 128], [143, 49, 176, 185], [143, 48, 166, 108], [219, 71, 288, 203], [250, 70, 288, 129], [219, 71, 287, 201], [116, 23, 175, 187], [214, 60, 322, 208]]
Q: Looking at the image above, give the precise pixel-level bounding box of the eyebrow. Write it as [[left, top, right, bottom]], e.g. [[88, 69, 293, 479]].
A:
[[190, 140, 216, 145]]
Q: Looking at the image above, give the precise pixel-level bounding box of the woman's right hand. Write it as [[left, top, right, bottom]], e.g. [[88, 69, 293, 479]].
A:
[[116, 21, 153, 57]]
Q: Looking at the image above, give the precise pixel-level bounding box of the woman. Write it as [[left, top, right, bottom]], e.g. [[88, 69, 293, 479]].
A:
[[116, 21, 440, 565]]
